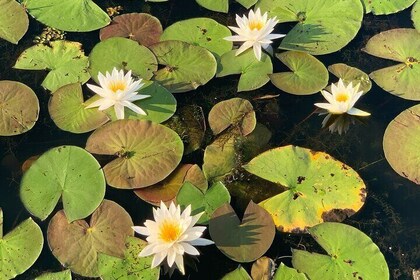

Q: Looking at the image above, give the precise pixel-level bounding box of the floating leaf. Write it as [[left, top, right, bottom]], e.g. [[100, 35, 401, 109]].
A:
[[89, 37, 157, 83], [251, 257, 276, 280], [47, 200, 134, 277], [98, 236, 159, 280], [413, 1, 420, 31], [100, 13, 162, 47], [35, 270, 72, 280], [243, 145, 366, 232], [209, 201, 275, 262], [328, 63, 372, 94], [177, 181, 231, 224], [222, 266, 252, 279], [270, 51, 328, 95], [0, 81, 39, 136], [0, 0, 28, 44], [20, 145, 106, 222], [383, 104, 420, 185], [0, 210, 43, 280], [150, 40, 217, 93], [102, 81, 177, 123], [362, 0, 416, 14], [49, 83, 109, 133], [184, 164, 208, 191], [217, 49, 273, 92], [14, 41, 90, 92], [203, 135, 237, 182], [363, 28, 420, 100], [24, 0, 110, 32], [273, 263, 307, 280], [209, 98, 256, 136], [195, 0, 257, 12], [160, 18, 232, 59], [236, 0, 258, 9], [85, 120, 184, 189], [292, 222, 389, 280], [256, 0, 363, 55]]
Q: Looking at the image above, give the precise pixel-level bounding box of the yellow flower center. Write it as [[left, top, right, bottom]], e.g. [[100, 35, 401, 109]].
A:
[[159, 220, 181, 243], [249, 20, 264, 30], [335, 93, 349, 102], [109, 81, 126, 93]]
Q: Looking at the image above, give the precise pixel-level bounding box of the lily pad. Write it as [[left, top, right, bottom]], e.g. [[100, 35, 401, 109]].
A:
[[203, 135, 237, 182], [383, 104, 420, 185], [195, 0, 257, 12], [89, 37, 157, 83], [251, 257, 276, 280], [24, 0, 110, 32], [222, 266, 252, 279], [362, 0, 416, 14], [177, 181, 231, 224], [292, 222, 389, 280], [328, 63, 372, 94], [47, 200, 134, 277], [35, 270, 72, 280], [363, 28, 420, 100], [0, 81, 39, 136], [0, 0, 28, 44], [160, 18, 232, 59], [273, 263, 307, 280], [209, 98, 256, 136], [14, 41, 90, 92], [49, 83, 109, 133], [20, 145, 106, 222], [150, 40, 217, 93], [270, 51, 328, 95], [217, 49, 273, 92], [256, 0, 363, 55], [209, 201, 275, 262], [243, 145, 366, 232], [98, 236, 159, 280], [102, 81, 177, 123], [0, 210, 44, 280], [413, 1, 420, 31], [85, 120, 184, 189], [100, 13, 162, 47]]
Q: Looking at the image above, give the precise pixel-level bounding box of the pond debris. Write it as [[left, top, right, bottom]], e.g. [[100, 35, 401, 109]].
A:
[[33, 27, 65, 45]]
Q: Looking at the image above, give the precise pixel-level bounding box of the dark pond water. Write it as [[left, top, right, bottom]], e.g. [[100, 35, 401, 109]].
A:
[[0, 0, 419, 279]]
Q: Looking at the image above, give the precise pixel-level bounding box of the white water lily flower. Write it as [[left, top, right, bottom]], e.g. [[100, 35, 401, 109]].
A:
[[315, 78, 370, 116], [132, 202, 214, 275], [224, 8, 285, 61], [86, 68, 150, 119]]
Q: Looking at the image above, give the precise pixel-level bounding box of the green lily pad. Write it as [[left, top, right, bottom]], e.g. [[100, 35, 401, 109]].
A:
[[98, 236, 159, 280], [49, 83, 109, 133], [89, 37, 157, 83], [222, 266, 252, 280], [134, 164, 207, 206], [292, 222, 389, 280], [102, 81, 177, 123], [383, 104, 420, 185], [47, 200, 134, 277], [0, 0, 28, 44], [270, 51, 328, 95], [256, 0, 363, 55], [217, 49, 273, 92], [243, 145, 366, 233], [85, 120, 184, 189], [209, 201, 275, 262], [195, 0, 257, 12], [150, 40, 217, 93], [251, 257, 275, 280], [328, 63, 372, 94], [413, 1, 420, 31], [20, 145, 106, 222], [363, 28, 420, 100], [273, 263, 308, 280], [14, 41, 90, 92], [0, 81, 39, 136], [23, 0, 110, 32], [35, 270, 72, 280], [177, 181, 231, 224], [362, 0, 416, 14], [208, 98, 256, 136], [160, 18, 232, 59], [0, 210, 44, 280], [100, 13, 162, 47]]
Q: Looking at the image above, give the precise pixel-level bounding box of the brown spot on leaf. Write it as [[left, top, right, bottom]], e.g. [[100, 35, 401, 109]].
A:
[[360, 188, 367, 202], [321, 208, 356, 222], [297, 176, 306, 184]]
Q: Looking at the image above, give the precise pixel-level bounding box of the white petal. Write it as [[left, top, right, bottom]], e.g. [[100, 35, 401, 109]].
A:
[[182, 242, 200, 255], [347, 107, 370, 116], [320, 90, 336, 105], [86, 84, 109, 98], [122, 101, 147, 115], [151, 252, 167, 268], [314, 103, 344, 114], [132, 226, 149, 236], [114, 103, 125, 119], [85, 99, 106, 109], [235, 40, 254, 56], [166, 247, 177, 267], [97, 99, 115, 111], [253, 43, 262, 61], [174, 254, 185, 275], [139, 244, 157, 257], [189, 237, 214, 246]]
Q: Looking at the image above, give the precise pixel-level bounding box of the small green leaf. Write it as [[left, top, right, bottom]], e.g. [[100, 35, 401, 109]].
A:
[[273, 263, 308, 280], [0, 0, 28, 44], [222, 266, 252, 279]]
